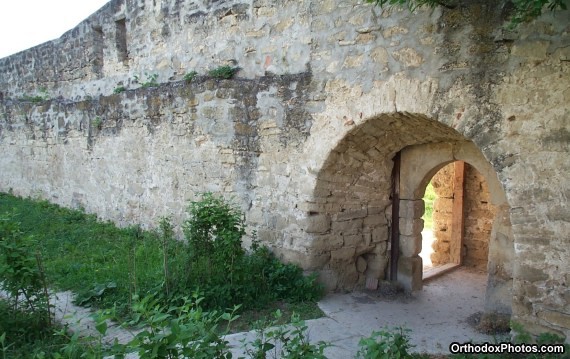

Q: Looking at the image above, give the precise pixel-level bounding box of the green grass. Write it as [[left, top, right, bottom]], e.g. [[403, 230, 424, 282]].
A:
[[422, 182, 435, 231], [0, 192, 323, 320], [0, 193, 170, 316]]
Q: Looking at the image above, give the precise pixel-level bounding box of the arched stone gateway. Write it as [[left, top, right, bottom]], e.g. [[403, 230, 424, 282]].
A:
[[303, 112, 513, 314]]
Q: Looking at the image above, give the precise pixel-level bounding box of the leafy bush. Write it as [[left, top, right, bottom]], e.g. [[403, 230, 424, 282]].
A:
[[0, 213, 50, 326], [243, 310, 330, 359], [121, 293, 238, 359], [355, 327, 413, 359], [177, 193, 323, 310], [0, 213, 90, 358]]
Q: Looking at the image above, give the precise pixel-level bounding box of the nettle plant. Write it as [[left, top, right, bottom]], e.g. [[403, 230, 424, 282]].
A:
[[0, 213, 52, 330]]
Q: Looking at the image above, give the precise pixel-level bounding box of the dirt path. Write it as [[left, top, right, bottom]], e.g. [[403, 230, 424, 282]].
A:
[[228, 266, 498, 357]]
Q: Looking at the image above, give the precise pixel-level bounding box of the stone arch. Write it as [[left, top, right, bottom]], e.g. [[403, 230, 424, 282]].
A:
[[304, 112, 513, 314], [398, 142, 511, 296]]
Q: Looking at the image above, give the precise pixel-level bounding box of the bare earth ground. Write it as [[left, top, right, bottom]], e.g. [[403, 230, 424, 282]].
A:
[[227, 266, 496, 357]]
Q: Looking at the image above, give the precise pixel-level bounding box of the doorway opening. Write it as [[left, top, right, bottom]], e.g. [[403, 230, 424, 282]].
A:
[[419, 161, 496, 281]]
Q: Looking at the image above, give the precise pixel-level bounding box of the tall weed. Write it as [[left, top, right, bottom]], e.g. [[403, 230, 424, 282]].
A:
[[178, 193, 322, 310]]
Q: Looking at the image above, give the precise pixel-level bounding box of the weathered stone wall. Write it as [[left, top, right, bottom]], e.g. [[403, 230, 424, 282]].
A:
[[430, 162, 496, 270], [0, 74, 311, 230], [464, 164, 496, 269], [431, 163, 454, 265], [1, 0, 568, 338]]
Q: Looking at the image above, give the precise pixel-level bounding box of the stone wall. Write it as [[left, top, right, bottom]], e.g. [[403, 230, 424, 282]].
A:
[[431, 163, 454, 265], [0, 0, 568, 338], [464, 164, 496, 269], [430, 162, 496, 270]]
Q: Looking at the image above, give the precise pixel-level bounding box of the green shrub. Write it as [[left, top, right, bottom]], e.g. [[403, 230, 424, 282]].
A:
[[134, 73, 159, 88], [19, 87, 49, 103], [356, 327, 414, 359], [121, 293, 238, 359], [0, 213, 50, 325], [184, 70, 198, 82], [0, 300, 84, 359], [177, 193, 323, 310], [243, 310, 330, 359], [113, 85, 126, 94], [208, 65, 239, 79]]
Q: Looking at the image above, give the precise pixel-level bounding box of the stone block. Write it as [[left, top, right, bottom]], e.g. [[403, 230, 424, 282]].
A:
[[399, 218, 424, 236], [434, 198, 453, 214], [513, 319, 566, 339], [364, 213, 388, 227], [305, 252, 332, 269], [371, 226, 388, 243], [344, 234, 362, 247], [399, 199, 425, 219], [343, 55, 364, 68], [331, 247, 356, 261], [511, 40, 550, 60], [383, 26, 408, 38], [317, 269, 338, 292], [356, 33, 375, 44], [337, 264, 360, 289], [514, 264, 549, 283], [332, 219, 362, 235], [368, 202, 391, 214], [296, 201, 324, 212], [304, 214, 331, 233], [432, 239, 450, 252], [392, 47, 423, 67], [311, 234, 343, 251], [335, 208, 367, 221], [399, 234, 422, 257], [434, 230, 450, 243], [430, 251, 449, 266], [364, 254, 388, 278], [372, 242, 388, 256], [356, 256, 367, 273], [397, 256, 423, 291]]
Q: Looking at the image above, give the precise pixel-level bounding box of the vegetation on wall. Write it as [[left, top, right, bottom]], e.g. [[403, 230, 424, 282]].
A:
[[364, 0, 568, 26], [208, 66, 240, 80]]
